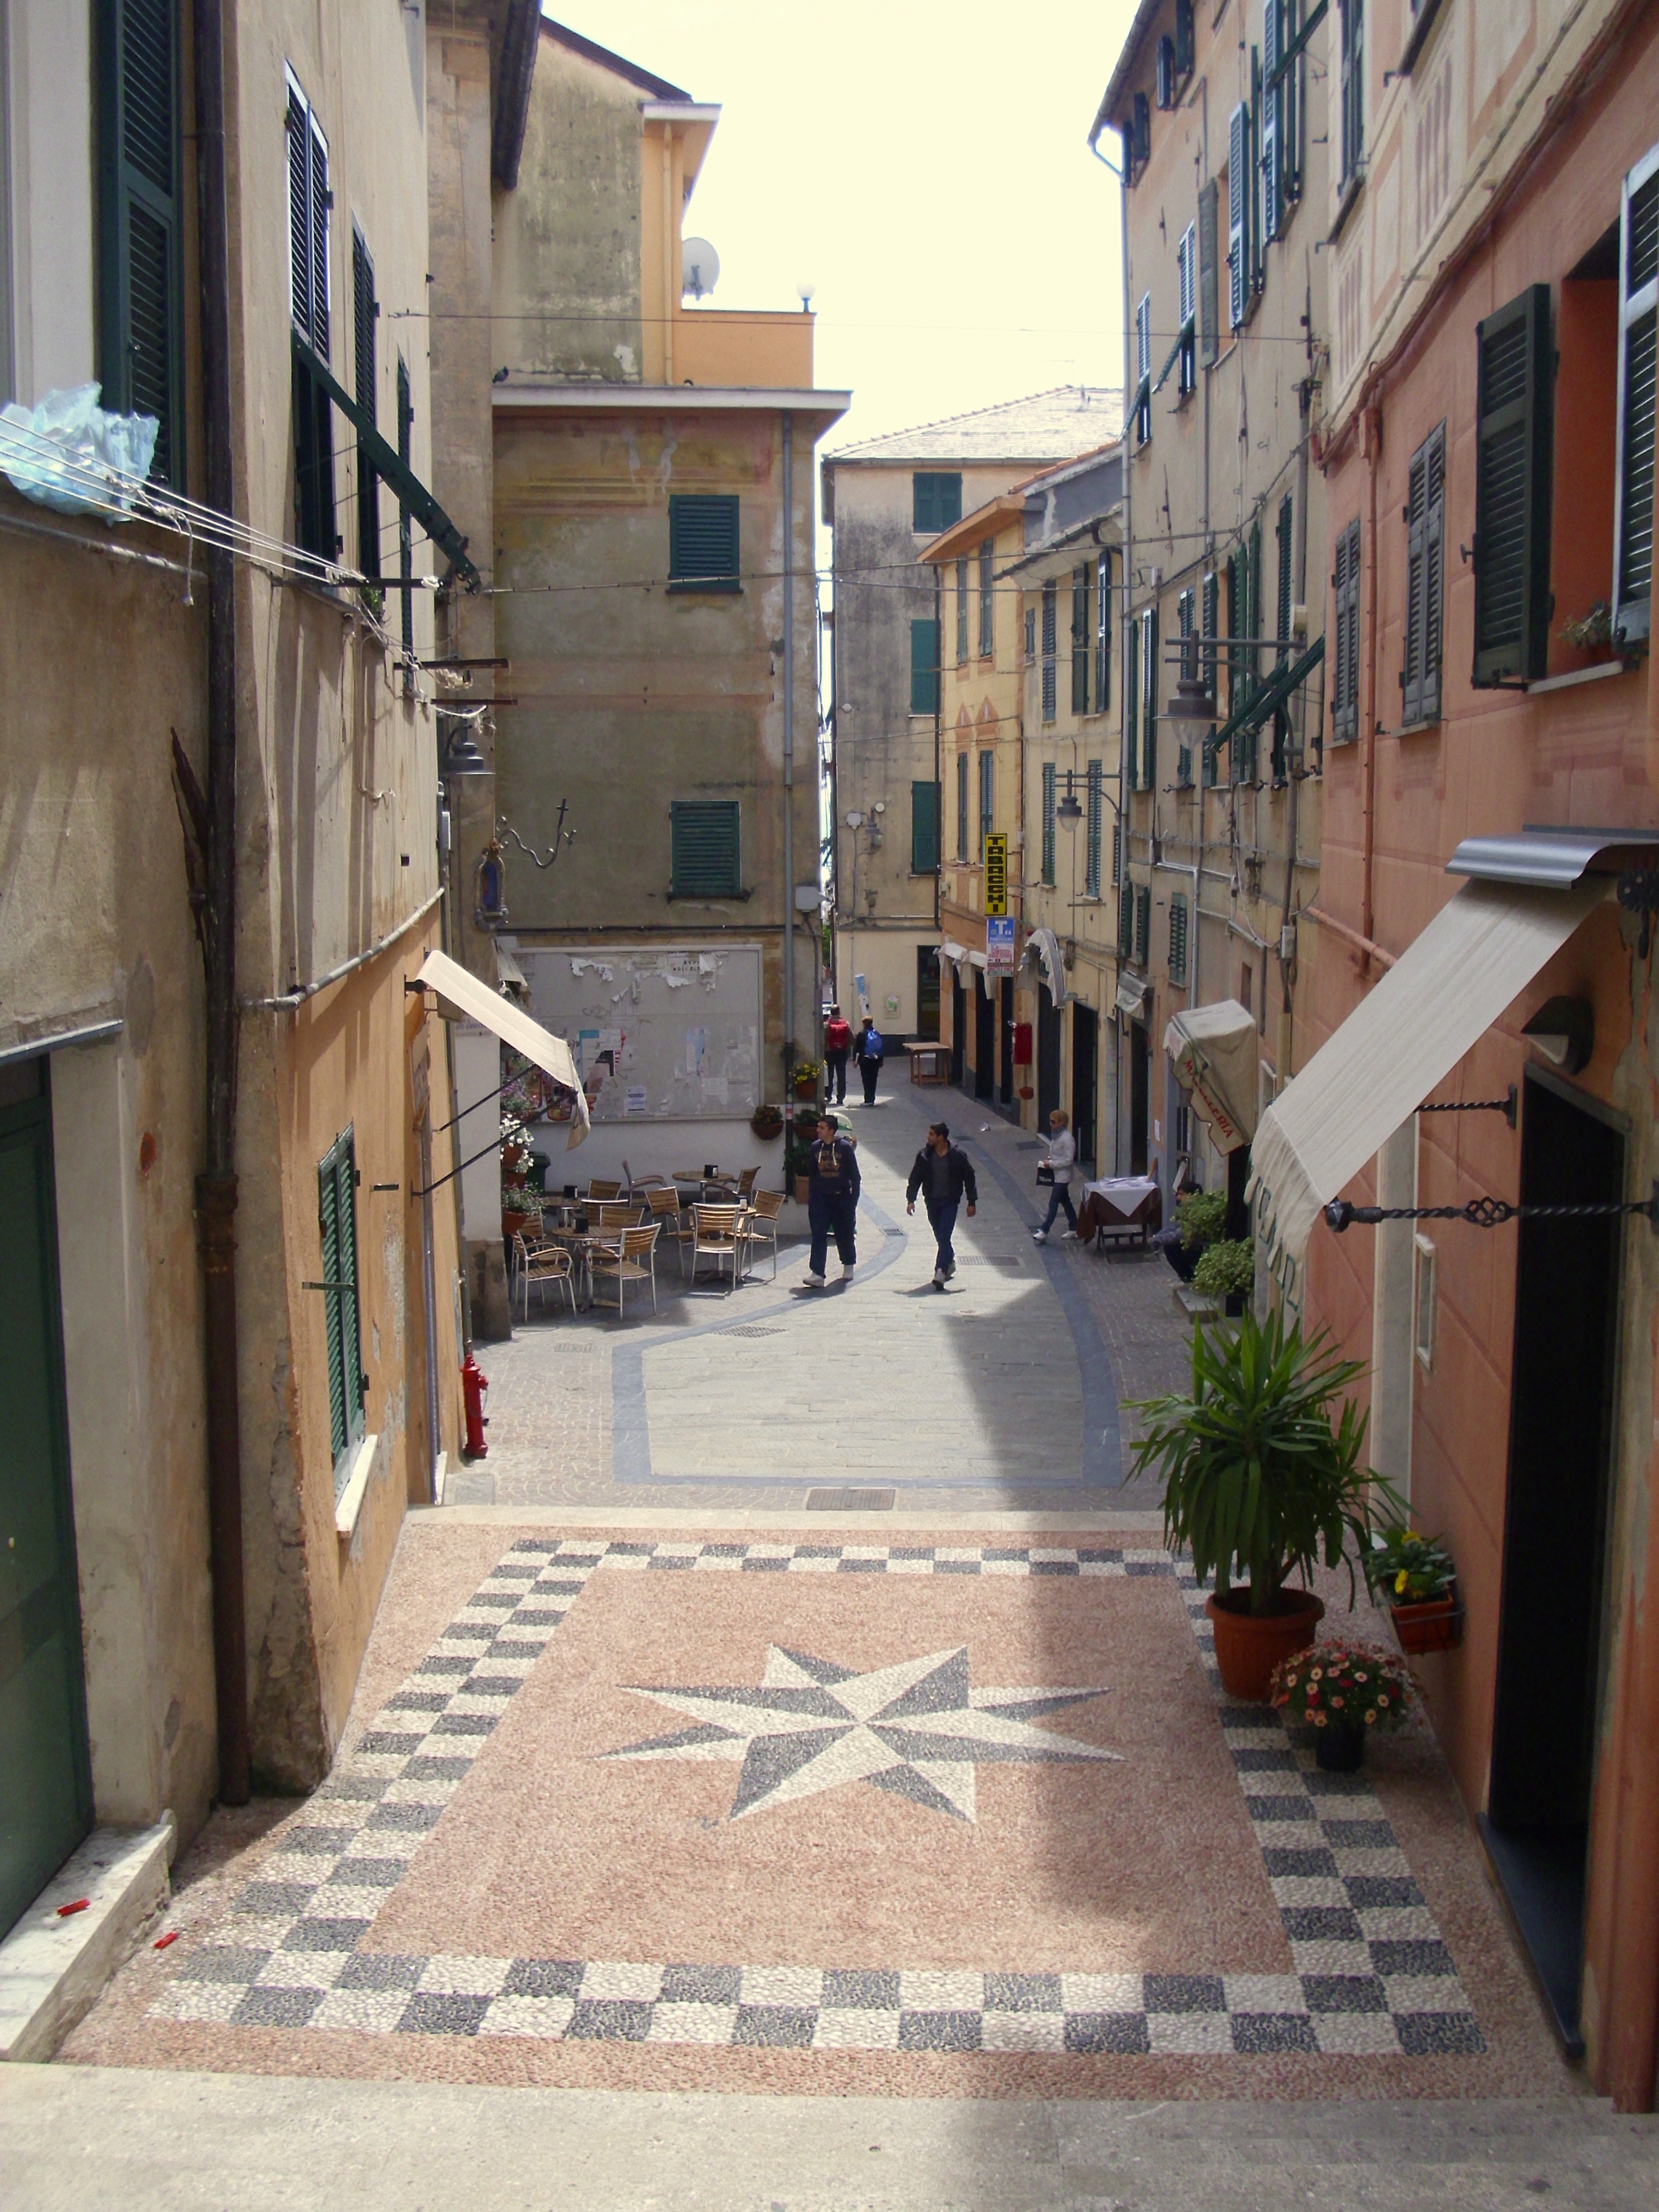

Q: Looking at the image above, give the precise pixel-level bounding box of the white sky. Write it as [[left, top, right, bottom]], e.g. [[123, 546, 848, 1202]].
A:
[[540, 2, 1138, 454]]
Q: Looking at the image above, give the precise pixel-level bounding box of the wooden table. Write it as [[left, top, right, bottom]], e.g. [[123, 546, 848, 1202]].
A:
[[1078, 1176, 1162, 1250], [905, 1042, 949, 1085]]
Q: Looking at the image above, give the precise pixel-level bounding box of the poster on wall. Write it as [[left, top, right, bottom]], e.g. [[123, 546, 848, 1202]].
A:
[[521, 946, 764, 1122]]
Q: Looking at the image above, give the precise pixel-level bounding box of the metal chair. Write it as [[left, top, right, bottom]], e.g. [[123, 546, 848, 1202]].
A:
[[592, 1201, 644, 1232], [514, 1234, 576, 1322], [689, 1203, 745, 1293], [586, 1179, 622, 1202], [588, 1222, 662, 1318], [736, 1166, 759, 1201], [743, 1187, 785, 1281], [645, 1185, 691, 1276]]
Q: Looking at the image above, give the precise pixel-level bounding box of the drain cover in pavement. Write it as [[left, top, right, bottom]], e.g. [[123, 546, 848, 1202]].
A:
[[726, 1326, 784, 1338], [805, 1487, 896, 1511]]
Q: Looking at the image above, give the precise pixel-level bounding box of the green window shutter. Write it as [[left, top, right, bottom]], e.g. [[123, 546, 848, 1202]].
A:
[[1095, 550, 1112, 709], [1403, 424, 1447, 722], [1340, 0, 1365, 186], [353, 230, 380, 583], [1041, 581, 1057, 722], [1198, 177, 1220, 368], [1262, 1, 1282, 244], [956, 752, 969, 861], [956, 557, 970, 663], [97, 0, 184, 487], [318, 1130, 363, 1471], [910, 618, 940, 714], [1071, 566, 1090, 712], [1041, 763, 1056, 885], [913, 472, 962, 532], [979, 538, 995, 654], [1169, 894, 1188, 985], [318, 1156, 346, 1461], [669, 495, 740, 589], [1119, 881, 1135, 956], [1473, 285, 1554, 684], [1228, 103, 1250, 329], [397, 355, 413, 652], [1615, 153, 1659, 643], [911, 780, 940, 873], [1125, 611, 1139, 788], [1139, 607, 1159, 789], [1085, 760, 1102, 897], [1135, 885, 1151, 966], [670, 801, 741, 897], [1332, 517, 1361, 742]]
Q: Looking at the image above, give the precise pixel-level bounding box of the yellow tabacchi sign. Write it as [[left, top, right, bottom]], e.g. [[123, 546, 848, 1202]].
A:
[[983, 832, 1008, 917]]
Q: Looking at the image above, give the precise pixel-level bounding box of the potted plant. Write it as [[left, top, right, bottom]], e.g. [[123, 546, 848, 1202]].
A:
[[1271, 1640, 1413, 1771], [1192, 1236, 1254, 1316], [500, 1113, 537, 1239], [1130, 1309, 1400, 1701], [751, 1103, 784, 1141], [785, 1111, 820, 1201], [791, 1059, 822, 1102], [1364, 1525, 1463, 1655]]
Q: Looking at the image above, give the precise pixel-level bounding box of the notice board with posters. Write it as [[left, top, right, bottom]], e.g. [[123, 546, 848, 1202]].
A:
[[518, 944, 763, 1122]]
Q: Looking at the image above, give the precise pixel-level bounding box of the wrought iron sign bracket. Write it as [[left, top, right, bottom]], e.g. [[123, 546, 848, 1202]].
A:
[[1416, 1085, 1517, 1128], [1324, 1183, 1659, 1235]]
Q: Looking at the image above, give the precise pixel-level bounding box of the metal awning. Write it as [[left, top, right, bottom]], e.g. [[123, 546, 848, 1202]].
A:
[[1164, 999, 1257, 1153], [415, 949, 589, 1147], [1020, 925, 1067, 1006], [1246, 878, 1603, 1304], [293, 333, 480, 591], [1446, 826, 1659, 888]]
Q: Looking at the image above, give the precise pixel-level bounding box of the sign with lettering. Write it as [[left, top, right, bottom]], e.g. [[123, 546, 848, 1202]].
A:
[[986, 916, 1016, 974], [982, 832, 1008, 916]]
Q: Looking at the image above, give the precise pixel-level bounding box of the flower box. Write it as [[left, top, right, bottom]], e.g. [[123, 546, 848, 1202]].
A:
[[1390, 1592, 1464, 1655]]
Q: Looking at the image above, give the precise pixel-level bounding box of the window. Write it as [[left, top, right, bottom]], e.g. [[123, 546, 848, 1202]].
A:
[[1041, 580, 1057, 722], [1339, 0, 1364, 189], [1176, 223, 1197, 395], [1228, 104, 1252, 330], [1156, 35, 1176, 110], [1095, 549, 1112, 708], [1176, 589, 1196, 788], [1272, 492, 1294, 779], [1135, 884, 1152, 967], [288, 73, 335, 555], [956, 555, 970, 663], [1202, 569, 1219, 785], [1614, 147, 1659, 643], [1174, 0, 1196, 76], [1137, 606, 1158, 789], [352, 230, 380, 581], [1262, 0, 1284, 244], [1085, 760, 1103, 897], [978, 538, 995, 654], [1474, 286, 1553, 684], [1134, 293, 1153, 443], [1414, 1234, 1437, 1372], [1169, 894, 1189, 985], [1125, 611, 1139, 788], [1228, 540, 1259, 782], [97, 0, 184, 486], [317, 1130, 364, 1478], [1131, 92, 1151, 179], [955, 752, 969, 862], [670, 801, 741, 897], [1120, 880, 1136, 956], [910, 618, 939, 714], [978, 749, 995, 846], [912, 780, 940, 873], [1111, 817, 1122, 888], [1331, 517, 1361, 743], [1198, 179, 1220, 370], [913, 472, 962, 534], [1402, 423, 1446, 723], [1024, 607, 1037, 663], [1071, 565, 1090, 712], [1041, 763, 1056, 885], [669, 494, 740, 592], [395, 353, 412, 653]]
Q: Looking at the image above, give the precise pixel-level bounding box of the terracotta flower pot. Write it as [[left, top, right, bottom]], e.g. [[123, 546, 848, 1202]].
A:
[[1205, 1587, 1324, 1701], [1390, 1592, 1463, 1655], [794, 1078, 818, 1101], [1315, 1718, 1366, 1772], [796, 1174, 811, 1201], [501, 1209, 535, 1241]]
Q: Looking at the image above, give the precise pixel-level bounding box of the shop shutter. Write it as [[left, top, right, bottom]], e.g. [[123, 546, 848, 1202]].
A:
[[671, 801, 741, 897], [1403, 424, 1446, 723], [1614, 150, 1659, 643], [1228, 104, 1250, 329], [911, 781, 940, 873], [1473, 285, 1553, 685], [669, 494, 740, 588], [97, 0, 184, 486]]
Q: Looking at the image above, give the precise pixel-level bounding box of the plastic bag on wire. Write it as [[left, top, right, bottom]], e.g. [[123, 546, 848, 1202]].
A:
[[0, 383, 159, 518]]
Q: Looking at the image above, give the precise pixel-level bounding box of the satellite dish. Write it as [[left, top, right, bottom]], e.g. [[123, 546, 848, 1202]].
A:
[[682, 238, 720, 300]]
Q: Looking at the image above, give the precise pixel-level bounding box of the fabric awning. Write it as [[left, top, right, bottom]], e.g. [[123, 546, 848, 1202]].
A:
[[943, 937, 986, 984], [416, 948, 590, 1147], [1246, 879, 1603, 1306], [1164, 999, 1258, 1153], [1116, 973, 1148, 1019], [1021, 925, 1067, 1006]]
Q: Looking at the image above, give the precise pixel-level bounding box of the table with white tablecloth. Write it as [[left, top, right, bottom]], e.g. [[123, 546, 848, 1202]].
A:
[[1076, 1175, 1162, 1248]]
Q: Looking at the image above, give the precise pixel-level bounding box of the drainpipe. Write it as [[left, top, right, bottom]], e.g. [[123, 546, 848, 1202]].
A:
[[1359, 399, 1383, 963], [1279, 363, 1313, 1071], [1089, 121, 1131, 1171], [192, 0, 249, 1806], [782, 413, 796, 1133], [662, 126, 675, 386]]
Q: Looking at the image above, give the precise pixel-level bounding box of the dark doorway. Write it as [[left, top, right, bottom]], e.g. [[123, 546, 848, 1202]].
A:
[[1483, 1071, 1624, 2054], [916, 945, 940, 1041], [950, 971, 965, 1090], [973, 975, 994, 1100], [1073, 1004, 1098, 1170], [0, 1057, 93, 1936], [1036, 990, 1061, 1128], [999, 979, 1014, 1108], [1128, 1022, 1150, 1175]]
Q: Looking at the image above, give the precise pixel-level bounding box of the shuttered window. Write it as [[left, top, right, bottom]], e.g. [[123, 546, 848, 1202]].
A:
[[1202, 569, 1220, 785], [352, 230, 380, 582], [96, 0, 184, 488], [1331, 517, 1361, 743], [397, 355, 413, 652], [1071, 566, 1090, 712], [1169, 894, 1189, 985], [1403, 423, 1447, 723], [669, 494, 741, 591], [978, 538, 995, 655], [1139, 606, 1158, 789], [1041, 763, 1057, 885], [911, 780, 940, 873], [1473, 286, 1553, 684], [1228, 104, 1251, 329], [317, 1131, 364, 1475], [1095, 550, 1112, 709], [1262, 0, 1283, 244], [287, 73, 335, 557], [1156, 34, 1176, 109], [956, 752, 970, 861], [1135, 885, 1152, 967], [1176, 589, 1196, 790], [1111, 818, 1122, 887], [1198, 179, 1220, 368], [1125, 611, 1140, 788], [1176, 224, 1197, 394], [1119, 881, 1136, 956], [1339, 0, 1364, 188], [956, 556, 970, 663], [979, 749, 995, 843], [1085, 760, 1103, 897], [1041, 580, 1058, 722], [913, 472, 962, 533], [1134, 293, 1153, 443], [1272, 492, 1294, 779], [911, 618, 940, 714], [670, 801, 741, 897], [1614, 147, 1659, 644]]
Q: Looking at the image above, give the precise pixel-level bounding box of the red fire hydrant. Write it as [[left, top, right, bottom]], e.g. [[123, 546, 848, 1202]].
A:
[[461, 1353, 489, 1459]]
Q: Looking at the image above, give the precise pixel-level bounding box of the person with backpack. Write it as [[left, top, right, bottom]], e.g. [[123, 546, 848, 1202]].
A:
[[823, 1004, 852, 1104], [804, 1112, 860, 1287], [905, 1121, 978, 1288], [854, 1016, 885, 1106]]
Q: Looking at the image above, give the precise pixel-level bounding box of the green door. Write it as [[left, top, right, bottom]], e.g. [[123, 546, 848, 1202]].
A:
[[0, 1057, 92, 1934]]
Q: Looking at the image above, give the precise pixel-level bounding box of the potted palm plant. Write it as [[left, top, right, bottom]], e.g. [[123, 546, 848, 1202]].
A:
[[1130, 1310, 1399, 1700]]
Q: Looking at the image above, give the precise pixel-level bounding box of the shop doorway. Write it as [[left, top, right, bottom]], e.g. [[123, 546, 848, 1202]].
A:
[[1483, 1071, 1624, 2053], [1036, 990, 1061, 1129], [0, 1058, 93, 1936], [1128, 1021, 1150, 1175], [1073, 1004, 1098, 1169], [916, 946, 940, 1041], [999, 979, 1014, 1108], [950, 972, 965, 1089], [974, 976, 994, 1101]]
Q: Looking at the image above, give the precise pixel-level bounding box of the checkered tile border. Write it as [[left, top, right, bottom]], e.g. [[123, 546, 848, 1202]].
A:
[[149, 1538, 1481, 2057]]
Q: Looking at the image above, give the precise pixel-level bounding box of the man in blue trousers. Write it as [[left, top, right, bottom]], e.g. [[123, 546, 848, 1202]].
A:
[[905, 1121, 978, 1289], [805, 1113, 860, 1287]]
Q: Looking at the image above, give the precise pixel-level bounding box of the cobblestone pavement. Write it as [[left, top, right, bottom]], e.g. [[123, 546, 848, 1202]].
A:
[[457, 1077, 1192, 1515]]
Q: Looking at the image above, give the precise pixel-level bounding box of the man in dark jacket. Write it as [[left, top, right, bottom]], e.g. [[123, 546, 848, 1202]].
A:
[[823, 1004, 852, 1104], [854, 1017, 885, 1106], [805, 1113, 860, 1287], [905, 1122, 978, 1288]]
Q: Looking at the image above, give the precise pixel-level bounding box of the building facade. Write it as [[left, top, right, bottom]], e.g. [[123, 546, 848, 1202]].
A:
[[1250, 0, 1659, 2108]]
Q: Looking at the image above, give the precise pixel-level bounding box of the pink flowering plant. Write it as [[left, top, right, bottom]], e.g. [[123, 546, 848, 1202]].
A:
[[1269, 1641, 1412, 1734]]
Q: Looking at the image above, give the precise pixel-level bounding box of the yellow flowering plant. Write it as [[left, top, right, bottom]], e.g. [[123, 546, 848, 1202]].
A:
[[1270, 1641, 1412, 1732], [1362, 1524, 1455, 1607]]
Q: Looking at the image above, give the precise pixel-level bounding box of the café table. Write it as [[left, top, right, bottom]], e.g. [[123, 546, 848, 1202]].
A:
[[1077, 1175, 1162, 1250]]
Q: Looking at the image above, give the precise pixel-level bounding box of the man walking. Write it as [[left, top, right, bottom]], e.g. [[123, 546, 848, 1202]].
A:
[[906, 1121, 978, 1289], [805, 1112, 860, 1287], [1033, 1107, 1079, 1243], [854, 1016, 885, 1107], [823, 1003, 851, 1104]]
